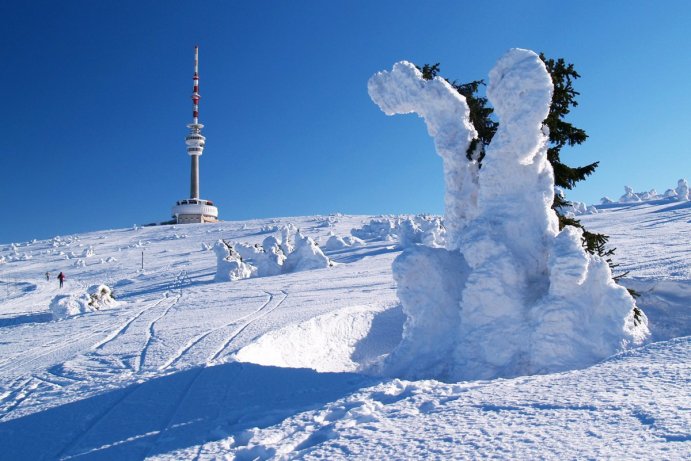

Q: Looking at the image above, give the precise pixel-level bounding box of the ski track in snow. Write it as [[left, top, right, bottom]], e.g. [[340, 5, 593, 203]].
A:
[[0, 209, 689, 459], [207, 290, 288, 364]]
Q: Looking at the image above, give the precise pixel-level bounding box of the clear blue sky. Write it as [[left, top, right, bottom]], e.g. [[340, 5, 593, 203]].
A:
[[1, 0, 690, 243]]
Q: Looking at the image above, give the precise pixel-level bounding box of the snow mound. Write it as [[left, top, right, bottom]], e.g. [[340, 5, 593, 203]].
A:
[[49, 284, 118, 320], [369, 48, 649, 381], [235, 305, 404, 373]]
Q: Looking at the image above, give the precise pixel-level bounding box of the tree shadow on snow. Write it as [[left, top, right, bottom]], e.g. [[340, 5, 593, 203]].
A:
[[652, 200, 691, 213], [0, 362, 374, 460], [328, 242, 400, 264]]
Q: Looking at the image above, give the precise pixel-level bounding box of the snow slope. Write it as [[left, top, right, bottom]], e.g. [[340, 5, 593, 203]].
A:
[[0, 204, 689, 459]]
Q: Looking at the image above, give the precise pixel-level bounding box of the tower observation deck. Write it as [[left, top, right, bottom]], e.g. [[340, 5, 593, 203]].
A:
[[172, 46, 219, 224]]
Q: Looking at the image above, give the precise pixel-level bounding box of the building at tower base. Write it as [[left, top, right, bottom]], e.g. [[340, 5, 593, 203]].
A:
[[172, 199, 218, 224]]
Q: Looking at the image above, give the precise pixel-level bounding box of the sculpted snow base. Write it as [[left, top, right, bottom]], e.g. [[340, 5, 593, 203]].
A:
[[368, 49, 649, 381]]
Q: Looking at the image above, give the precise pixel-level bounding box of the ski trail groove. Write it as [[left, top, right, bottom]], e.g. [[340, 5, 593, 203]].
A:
[[91, 296, 170, 351], [136, 291, 182, 373], [0, 314, 117, 371], [0, 324, 120, 377], [208, 290, 288, 364], [158, 291, 273, 371]]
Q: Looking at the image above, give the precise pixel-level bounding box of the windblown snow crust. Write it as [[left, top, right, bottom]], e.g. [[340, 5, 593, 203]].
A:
[[369, 48, 649, 381]]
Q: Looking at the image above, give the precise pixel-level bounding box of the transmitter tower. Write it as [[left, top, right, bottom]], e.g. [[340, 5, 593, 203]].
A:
[[172, 46, 219, 224]]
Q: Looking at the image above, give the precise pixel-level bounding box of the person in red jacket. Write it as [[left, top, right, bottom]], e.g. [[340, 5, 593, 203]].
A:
[[57, 272, 65, 288]]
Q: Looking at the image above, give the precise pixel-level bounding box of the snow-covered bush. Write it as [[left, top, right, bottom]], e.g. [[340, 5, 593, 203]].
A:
[[214, 240, 254, 282], [619, 186, 642, 203], [50, 284, 118, 320], [610, 180, 688, 204], [233, 237, 286, 277], [369, 48, 648, 381], [351, 215, 445, 248], [557, 200, 597, 217], [283, 232, 332, 273], [280, 224, 297, 255], [323, 234, 366, 251], [324, 234, 349, 251], [675, 179, 689, 201], [214, 227, 332, 282]]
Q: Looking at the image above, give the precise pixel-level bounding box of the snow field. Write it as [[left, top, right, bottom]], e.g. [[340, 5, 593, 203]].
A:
[[0, 204, 689, 459]]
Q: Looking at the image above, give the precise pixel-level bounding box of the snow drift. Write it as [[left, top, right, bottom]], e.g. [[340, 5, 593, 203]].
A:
[[235, 305, 404, 373], [368, 48, 648, 381]]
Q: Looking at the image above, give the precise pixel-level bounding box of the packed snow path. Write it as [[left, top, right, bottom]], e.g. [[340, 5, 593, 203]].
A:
[[0, 205, 689, 459]]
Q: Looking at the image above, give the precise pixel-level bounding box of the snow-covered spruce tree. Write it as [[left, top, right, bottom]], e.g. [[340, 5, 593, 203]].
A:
[[369, 49, 649, 380], [419, 56, 640, 304]]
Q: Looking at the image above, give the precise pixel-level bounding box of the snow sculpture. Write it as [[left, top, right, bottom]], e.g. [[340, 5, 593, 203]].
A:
[[214, 240, 253, 282], [369, 48, 648, 381], [675, 178, 689, 201], [282, 231, 331, 273]]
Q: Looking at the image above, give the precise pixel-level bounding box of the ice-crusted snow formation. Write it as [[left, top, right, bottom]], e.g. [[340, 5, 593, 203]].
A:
[[368, 62, 478, 251], [369, 48, 648, 381]]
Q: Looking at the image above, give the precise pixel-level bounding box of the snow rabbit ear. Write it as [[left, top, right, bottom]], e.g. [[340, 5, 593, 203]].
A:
[[487, 49, 553, 134]]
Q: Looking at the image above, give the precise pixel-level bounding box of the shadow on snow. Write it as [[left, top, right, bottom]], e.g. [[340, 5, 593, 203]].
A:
[[0, 362, 376, 460]]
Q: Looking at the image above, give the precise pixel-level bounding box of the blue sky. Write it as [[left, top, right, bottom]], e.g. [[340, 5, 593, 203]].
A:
[[1, 1, 690, 243]]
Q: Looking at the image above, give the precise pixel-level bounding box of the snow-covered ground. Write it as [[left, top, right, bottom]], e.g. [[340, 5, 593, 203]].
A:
[[0, 202, 689, 459]]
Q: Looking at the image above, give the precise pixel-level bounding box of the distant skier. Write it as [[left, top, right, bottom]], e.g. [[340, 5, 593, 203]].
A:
[[57, 272, 65, 288], [45, 272, 50, 281]]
